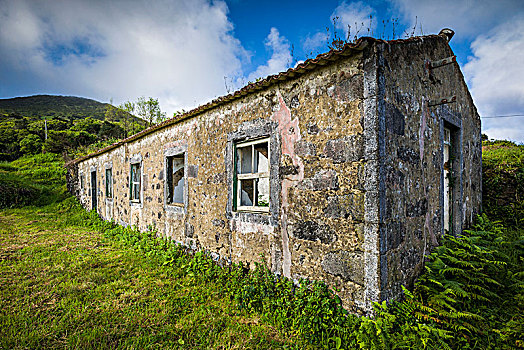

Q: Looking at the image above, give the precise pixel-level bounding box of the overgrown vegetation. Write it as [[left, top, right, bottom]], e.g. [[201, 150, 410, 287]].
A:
[[0, 202, 291, 349], [0, 112, 136, 161], [0, 153, 67, 208], [482, 140, 524, 228], [49, 210, 520, 349], [0, 94, 168, 161], [1, 140, 523, 349]]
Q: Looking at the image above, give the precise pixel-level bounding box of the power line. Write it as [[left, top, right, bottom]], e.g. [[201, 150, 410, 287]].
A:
[[482, 114, 524, 119]]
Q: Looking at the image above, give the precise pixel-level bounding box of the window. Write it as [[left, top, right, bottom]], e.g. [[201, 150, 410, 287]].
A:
[[91, 170, 97, 210], [443, 127, 452, 234], [130, 163, 141, 202], [235, 138, 270, 212], [166, 154, 185, 205], [80, 174, 84, 190], [105, 168, 113, 198]]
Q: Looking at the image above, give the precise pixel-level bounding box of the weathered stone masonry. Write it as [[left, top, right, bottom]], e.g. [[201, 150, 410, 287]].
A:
[[67, 31, 482, 314]]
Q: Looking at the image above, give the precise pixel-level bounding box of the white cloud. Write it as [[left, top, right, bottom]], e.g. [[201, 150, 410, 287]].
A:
[[391, 0, 524, 39], [303, 31, 328, 55], [464, 15, 524, 142], [246, 27, 292, 82], [302, 2, 375, 56], [332, 1, 376, 40], [0, 0, 246, 116]]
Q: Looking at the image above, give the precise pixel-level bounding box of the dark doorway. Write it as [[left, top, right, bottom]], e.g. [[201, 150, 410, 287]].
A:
[[91, 170, 97, 211]]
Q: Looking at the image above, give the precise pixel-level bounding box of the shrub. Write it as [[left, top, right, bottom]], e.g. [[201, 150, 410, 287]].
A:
[[482, 140, 524, 228], [0, 154, 68, 207]]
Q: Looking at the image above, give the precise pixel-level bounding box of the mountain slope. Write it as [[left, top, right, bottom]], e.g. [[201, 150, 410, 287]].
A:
[[0, 95, 147, 161], [0, 95, 110, 120]]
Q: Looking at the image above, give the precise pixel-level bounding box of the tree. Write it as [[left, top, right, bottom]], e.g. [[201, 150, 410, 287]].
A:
[[119, 101, 136, 137], [135, 97, 166, 127], [19, 134, 43, 155], [104, 102, 120, 123], [99, 121, 124, 140]]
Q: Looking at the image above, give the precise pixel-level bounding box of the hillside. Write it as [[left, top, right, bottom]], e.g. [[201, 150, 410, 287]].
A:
[[0, 95, 148, 161], [0, 95, 115, 120]]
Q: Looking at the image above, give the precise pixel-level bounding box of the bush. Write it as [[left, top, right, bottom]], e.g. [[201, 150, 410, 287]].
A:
[[0, 154, 68, 207], [482, 140, 524, 228]]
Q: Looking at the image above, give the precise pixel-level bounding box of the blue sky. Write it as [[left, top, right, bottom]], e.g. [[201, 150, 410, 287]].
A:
[[1, 0, 523, 141]]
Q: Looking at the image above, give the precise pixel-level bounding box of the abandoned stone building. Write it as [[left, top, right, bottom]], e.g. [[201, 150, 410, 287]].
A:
[[67, 29, 482, 313]]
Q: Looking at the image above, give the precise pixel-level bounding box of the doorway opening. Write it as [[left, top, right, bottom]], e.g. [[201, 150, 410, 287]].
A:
[[91, 170, 97, 211], [443, 127, 453, 234]]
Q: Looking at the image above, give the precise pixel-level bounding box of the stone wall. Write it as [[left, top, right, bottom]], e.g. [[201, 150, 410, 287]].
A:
[[74, 50, 376, 312], [70, 34, 482, 314], [376, 36, 482, 302]]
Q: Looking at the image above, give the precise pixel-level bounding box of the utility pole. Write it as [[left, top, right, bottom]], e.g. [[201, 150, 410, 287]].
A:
[[44, 117, 48, 140]]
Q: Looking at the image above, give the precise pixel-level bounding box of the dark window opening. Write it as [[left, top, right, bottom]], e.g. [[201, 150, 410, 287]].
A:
[[91, 170, 97, 210], [106, 168, 113, 198], [167, 154, 185, 205], [130, 163, 141, 202]]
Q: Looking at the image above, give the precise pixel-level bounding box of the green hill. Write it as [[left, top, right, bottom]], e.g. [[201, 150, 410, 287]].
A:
[[0, 95, 147, 161], [0, 95, 113, 120]]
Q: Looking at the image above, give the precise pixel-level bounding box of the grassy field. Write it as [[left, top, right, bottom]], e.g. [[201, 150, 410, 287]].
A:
[[1, 142, 523, 349], [0, 203, 293, 349]]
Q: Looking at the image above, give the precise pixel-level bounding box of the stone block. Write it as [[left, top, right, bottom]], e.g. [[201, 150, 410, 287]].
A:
[[323, 135, 363, 163], [321, 250, 364, 285], [299, 169, 339, 191], [385, 102, 405, 136], [323, 193, 364, 221], [292, 220, 337, 244], [295, 140, 317, 157], [406, 198, 428, 217]]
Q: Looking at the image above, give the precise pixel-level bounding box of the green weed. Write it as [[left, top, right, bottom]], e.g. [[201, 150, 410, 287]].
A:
[[0, 202, 292, 349], [1, 144, 523, 349]]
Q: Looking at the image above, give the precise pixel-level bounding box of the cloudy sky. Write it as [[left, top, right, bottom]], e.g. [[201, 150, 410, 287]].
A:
[[1, 0, 523, 142]]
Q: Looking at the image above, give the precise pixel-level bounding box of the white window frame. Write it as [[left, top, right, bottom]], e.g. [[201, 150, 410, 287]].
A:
[[166, 153, 186, 207], [235, 137, 270, 213], [105, 168, 113, 199], [130, 162, 141, 203], [443, 127, 452, 234]]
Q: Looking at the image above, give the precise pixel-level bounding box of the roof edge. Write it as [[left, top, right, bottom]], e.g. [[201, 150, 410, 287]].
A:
[[68, 33, 447, 166]]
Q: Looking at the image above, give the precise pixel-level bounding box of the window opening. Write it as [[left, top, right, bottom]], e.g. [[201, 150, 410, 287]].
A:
[[443, 127, 452, 234], [235, 138, 270, 212], [130, 163, 141, 202], [105, 168, 113, 198], [167, 154, 185, 205], [91, 170, 97, 210], [80, 174, 84, 190]]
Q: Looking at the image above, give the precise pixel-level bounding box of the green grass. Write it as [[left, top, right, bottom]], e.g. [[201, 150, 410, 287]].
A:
[[1, 145, 523, 350], [482, 140, 524, 228], [0, 153, 67, 208], [0, 202, 292, 349]]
